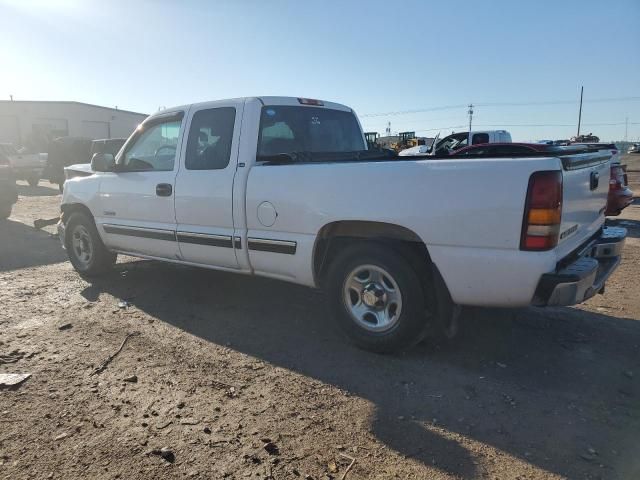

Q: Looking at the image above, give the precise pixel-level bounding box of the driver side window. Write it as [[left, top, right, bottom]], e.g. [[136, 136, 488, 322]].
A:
[[122, 120, 181, 171]]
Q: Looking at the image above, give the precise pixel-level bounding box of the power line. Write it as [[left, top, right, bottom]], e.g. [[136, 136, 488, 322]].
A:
[[363, 122, 640, 135], [360, 104, 467, 118], [360, 96, 640, 118]]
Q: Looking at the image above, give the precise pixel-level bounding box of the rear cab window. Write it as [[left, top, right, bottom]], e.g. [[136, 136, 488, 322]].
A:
[[185, 107, 236, 170], [257, 106, 365, 159], [472, 133, 489, 144]]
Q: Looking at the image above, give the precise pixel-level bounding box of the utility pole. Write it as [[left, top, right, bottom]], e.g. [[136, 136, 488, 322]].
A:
[[625, 116, 629, 142], [576, 86, 583, 137], [9, 94, 13, 101], [468, 103, 474, 144]]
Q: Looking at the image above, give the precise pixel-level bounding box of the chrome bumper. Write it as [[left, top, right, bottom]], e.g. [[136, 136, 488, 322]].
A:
[[533, 227, 627, 306]]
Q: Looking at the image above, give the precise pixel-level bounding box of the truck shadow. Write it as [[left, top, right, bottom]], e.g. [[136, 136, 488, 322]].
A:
[[0, 219, 67, 272], [86, 260, 640, 479]]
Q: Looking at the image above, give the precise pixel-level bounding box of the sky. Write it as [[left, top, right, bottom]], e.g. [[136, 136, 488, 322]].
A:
[[0, 0, 639, 142]]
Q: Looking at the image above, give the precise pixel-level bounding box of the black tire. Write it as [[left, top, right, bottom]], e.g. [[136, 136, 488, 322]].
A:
[[326, 242, 430, 353], [27, 175, 40, 187], [0, 203, 12, 220], [64, 212, 116, 276]]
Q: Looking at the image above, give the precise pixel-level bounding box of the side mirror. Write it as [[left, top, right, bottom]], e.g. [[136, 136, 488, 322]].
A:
[[91, 153, 115, 172]]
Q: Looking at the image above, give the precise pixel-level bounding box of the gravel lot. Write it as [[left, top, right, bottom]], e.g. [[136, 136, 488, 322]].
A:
[[1, 156, 639, 480]]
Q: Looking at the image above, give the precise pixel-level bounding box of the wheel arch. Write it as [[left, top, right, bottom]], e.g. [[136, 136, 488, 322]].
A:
[[313, 219, 456, 328], [313, 220, 444, 284], [61, 203, 94, 222]]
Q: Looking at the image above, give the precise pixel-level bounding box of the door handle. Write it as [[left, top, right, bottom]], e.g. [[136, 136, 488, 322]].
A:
[[156, 183, 173, 197]]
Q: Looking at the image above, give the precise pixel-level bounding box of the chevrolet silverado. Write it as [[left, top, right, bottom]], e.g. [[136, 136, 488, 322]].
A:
[[58, 96, 626, 352]]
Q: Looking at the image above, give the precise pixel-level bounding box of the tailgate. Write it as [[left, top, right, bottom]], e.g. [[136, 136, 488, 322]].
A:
[[556, 151, 611, 258], [10, 154, 45, 169]]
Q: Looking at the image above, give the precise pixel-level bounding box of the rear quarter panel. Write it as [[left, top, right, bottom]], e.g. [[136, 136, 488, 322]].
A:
[[245, 156, 563, 305]]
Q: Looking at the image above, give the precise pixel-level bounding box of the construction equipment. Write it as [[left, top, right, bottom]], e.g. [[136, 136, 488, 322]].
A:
[[571, 133, 600, 143], [391, 131, 426, 152], [364, 132, 379, 149]]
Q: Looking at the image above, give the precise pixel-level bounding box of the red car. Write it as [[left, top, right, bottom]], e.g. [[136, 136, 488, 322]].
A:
[[606, 163, 634, 216], [453, 142, 634, 216]]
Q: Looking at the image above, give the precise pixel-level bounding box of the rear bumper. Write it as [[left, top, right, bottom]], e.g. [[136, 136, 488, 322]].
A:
[[533, 227, 626, 306]]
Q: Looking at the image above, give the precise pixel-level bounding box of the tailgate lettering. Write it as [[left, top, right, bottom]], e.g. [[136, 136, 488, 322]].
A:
[[560, 224, 578, 240]]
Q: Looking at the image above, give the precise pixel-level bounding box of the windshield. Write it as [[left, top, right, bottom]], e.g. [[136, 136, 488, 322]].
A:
[[257, 106, 365, 159]]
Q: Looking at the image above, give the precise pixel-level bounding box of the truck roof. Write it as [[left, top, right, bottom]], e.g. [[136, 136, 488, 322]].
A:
[[149, 96, 353, 121]]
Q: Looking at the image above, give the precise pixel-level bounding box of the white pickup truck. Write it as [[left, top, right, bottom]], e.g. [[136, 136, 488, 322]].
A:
[[0, 143, 47, 186], [58, 96, 626, 352]]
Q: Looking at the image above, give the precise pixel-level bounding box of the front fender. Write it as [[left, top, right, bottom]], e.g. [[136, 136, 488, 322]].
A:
[[61, 175, 102, 218]]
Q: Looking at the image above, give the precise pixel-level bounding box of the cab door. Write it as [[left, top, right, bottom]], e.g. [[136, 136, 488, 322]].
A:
[[174, 101, 243, 269], [96, 111, 185, 259]]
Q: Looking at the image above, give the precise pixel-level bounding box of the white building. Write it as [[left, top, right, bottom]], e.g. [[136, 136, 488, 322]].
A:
[[0, 100, 148, 151]]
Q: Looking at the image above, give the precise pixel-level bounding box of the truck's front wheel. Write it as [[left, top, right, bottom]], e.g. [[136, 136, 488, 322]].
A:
[[64, 212, 116, 276], [326, 243, 429, 353]]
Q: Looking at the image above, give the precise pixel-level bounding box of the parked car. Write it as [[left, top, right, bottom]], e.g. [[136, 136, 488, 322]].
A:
[[429, 130, 512, 155], [44, 137, 92, 192], [454, 142, 634, 216], [606, 163, 634, 216], [570, 142, 620, 163], [0, 143, 47, 186], [454, 142, 610, 157], [537, 140, 570, 146], [628, 143, 640, 154], [571, 133, 599, 143], [454, 142, 557, 156], [58, 96, 626, 353], [64, 138, 127, 182], [398, 144, 432, 156], [0, 152, 18, 219]]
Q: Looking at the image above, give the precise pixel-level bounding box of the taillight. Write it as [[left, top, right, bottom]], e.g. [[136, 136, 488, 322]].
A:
[[521, 171, 563, 251], [297, 98, 324, 106], [609, 165, 625, 191]]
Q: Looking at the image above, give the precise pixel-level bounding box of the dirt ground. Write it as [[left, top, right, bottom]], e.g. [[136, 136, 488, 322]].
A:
[[1, 156, 639, 480]]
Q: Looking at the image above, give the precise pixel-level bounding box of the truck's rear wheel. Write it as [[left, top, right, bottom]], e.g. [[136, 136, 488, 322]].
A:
[[64, 212, 116, 276], [326, 243, 430, 353]]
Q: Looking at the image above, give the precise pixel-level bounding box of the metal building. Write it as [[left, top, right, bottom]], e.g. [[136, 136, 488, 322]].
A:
[[0, 100, 148, 151]]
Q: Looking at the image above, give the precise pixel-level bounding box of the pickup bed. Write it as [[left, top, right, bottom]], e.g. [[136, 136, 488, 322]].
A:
[[58, 96, 626, 352]]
